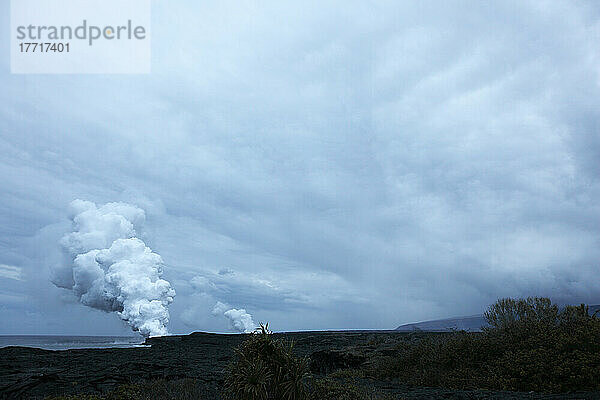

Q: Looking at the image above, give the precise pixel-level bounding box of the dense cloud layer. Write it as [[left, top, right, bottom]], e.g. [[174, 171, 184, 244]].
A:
[[55, 200, 175, 337], [0, 1, 599, 334]]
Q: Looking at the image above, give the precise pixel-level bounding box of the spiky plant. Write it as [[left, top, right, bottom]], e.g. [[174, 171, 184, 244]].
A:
[[224, 323, 310, 400], [225, 357, 271, 400]]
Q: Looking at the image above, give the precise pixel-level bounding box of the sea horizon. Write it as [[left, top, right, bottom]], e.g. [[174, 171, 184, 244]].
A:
[[0, 335, 147, 350]]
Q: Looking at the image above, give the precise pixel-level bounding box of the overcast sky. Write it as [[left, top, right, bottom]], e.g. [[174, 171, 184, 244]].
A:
[[1, 0, 599, 335]]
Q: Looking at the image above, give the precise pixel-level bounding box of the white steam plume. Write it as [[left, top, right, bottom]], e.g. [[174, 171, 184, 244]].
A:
[[212, 301, 256, 333], [53, 200, 175, 337]]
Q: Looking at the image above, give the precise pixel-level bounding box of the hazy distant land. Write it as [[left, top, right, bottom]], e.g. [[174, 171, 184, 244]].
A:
[[395, 305, 600, 332]]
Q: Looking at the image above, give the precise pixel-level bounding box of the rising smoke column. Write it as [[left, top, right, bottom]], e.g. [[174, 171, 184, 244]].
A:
[[212, 301, 256, 333], [189, 275, 257, 333], [53, 200, 175, 337]]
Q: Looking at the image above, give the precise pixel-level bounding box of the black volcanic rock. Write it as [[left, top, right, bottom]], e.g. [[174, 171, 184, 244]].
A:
[[309, 349, 366, 374]]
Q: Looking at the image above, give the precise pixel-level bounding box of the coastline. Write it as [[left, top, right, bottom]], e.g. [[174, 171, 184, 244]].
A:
[[2, 331, 599, 400]]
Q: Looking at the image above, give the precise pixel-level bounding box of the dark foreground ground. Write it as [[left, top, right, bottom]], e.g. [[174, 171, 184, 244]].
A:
[[1, 331, 598, 399]]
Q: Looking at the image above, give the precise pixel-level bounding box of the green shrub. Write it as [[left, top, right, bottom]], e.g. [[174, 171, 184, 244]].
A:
[[46, 379, 209, 400], [308, 378, 395, 400], [484, 297, 559, 330], [374, 297, 600, 393], [372, 330, 492, 389], [224, 323, 310, 400], [482, 300, 600, 392]]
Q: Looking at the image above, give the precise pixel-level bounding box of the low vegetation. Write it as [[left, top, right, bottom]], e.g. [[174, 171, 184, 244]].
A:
[[223, 322, 392, 400], [46, 379, 210, 400], [373, 297, 600, 392], [223, 323, 309, 400]]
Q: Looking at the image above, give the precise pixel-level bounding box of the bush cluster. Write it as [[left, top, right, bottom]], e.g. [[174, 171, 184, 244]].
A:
[[46, 379, 209, 400], [375, 297, 600, 392], [308, 378, 394, 400]]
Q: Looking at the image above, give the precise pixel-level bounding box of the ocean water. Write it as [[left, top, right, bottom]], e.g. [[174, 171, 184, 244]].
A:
[[0, 335, 147, 350]]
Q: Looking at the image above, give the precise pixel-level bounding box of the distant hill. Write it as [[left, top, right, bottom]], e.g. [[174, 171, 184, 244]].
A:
[[396, 314, 487, 332], [396, 304, 600, 332]]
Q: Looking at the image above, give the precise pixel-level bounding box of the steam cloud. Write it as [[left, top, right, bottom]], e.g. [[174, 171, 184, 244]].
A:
[[212, 301, 256, 333], [53, 200, 175, 337]]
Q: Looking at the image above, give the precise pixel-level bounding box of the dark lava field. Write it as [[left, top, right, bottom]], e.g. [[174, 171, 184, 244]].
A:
[[1, 331, 598, 399]]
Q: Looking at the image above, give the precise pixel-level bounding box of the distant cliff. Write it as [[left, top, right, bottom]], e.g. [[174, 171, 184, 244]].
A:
[[396, 304, 600, 332]]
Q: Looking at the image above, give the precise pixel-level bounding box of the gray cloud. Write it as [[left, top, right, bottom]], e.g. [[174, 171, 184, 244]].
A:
[[0, 0, 599, 334]]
